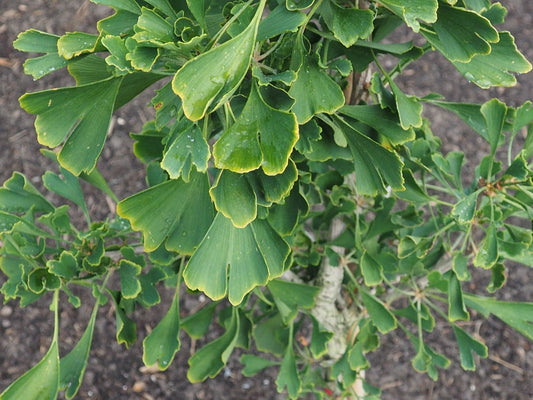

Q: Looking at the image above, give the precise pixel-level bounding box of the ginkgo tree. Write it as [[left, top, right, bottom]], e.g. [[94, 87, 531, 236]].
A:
[[1, 0, 533, 399]]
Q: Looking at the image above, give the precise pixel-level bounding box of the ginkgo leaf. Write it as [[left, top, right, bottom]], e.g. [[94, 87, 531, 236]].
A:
[[321, 1, 374, 47], [161, 120, 210, 181], [183, 213, 290, 305], [19, 78, 121, 175], [427, 4, 498, 62], [452, 32, 532, 88], [210, 169, 257, 228], [172, 0, 266, 120], [379, 0, 438, 32], [117, 170, 214, 254], [289, 52, 345, 124], [213, 83, 298, 175]]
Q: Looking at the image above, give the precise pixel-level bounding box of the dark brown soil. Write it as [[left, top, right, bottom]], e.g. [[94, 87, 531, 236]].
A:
[[1, 1, 532, 399]]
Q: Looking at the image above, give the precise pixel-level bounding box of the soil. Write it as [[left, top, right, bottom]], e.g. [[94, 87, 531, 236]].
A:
[[1, 1, 532, 399]]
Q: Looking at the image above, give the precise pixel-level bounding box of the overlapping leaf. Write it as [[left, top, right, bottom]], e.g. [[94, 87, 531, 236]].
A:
[[117, 170, 214, 254], [172, 0, 266, 120], [213, 83, 298, 175], [183, 213, 289, 305]]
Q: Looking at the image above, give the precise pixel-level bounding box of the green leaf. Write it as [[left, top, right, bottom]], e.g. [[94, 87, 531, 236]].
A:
[[339, 118, 405, 195], [321, 1, 374, 47], [487, 263, 506, 293], [118, 259, 142, 299], [253, 314, 290, 356], [348, 341, 369, 370], [117, 171, 214, 254], [481, 98, 507, 156], [512, 101, 533, 140], [59, 304, 98, 399], [464, 294, 533, 341], [276, 345, 302, 399], [340, 104, 415, 145], [331, 350, 357, 388], [161, 121, 210, 181], [101, 35, 132, 73], [448, 271, 469, 321], [172, 0, 265, 120], [474, 223, 499, 269], [452, 325, 487, 371], [143, 290, 181, 370], [57, 32, 100, 59], [1, 294, 60, 400], [109, 291, 137, 347], [267, 279, 319, 324], [241, 354, 278, 377], [210, 170, 257, 228], [151, 81, 181, 129], [289, 52, 345, 124], [90, 0, 141, 14], [452, 252, 471, 281], [451, 190, 481, 223], [187, 308, 240, 382], [257, 3, 306, 41], [422, 4, 498, 62], [360, 250, 383, 286], [0, 172, 54, 214], [309, 314, 333, 359], [43, 168, 89, 222], [389, 80, 423, 129], [213, 83, 298, 175], [13, 29, 67, 80], [47, 251, 79, 280], [20, 78, 122, 175], [379, 0, 437, 32], [183, 213, 289, 305], [181, 302, 217, 339], [360, 290, 397, 334], [452, 32, 532, 88]]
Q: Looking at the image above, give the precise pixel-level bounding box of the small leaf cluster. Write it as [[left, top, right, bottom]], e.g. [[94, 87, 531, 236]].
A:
[[1, 1, 533, 399]]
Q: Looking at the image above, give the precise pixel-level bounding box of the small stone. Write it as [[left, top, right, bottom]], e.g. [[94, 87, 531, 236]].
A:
[[133, 381, 146, 393], [0, 306, 13, 317]]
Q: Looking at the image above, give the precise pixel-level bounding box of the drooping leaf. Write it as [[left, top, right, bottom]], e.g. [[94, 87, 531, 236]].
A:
[[389, 80, 423, 129], [213, 83, 298, 175], [20, 78, 122, 175], [338, 118, 405, 195], [452, 32, 532, 88], [452, 324, 487, 371], [422, 4, 498, 62], [187, 308, 240, 382], [309, 314, 334, 359], [360, 290, 397, 334], [241, 354, 278, 377], [143, 290, 181, 370], [172, 0, 265, 120], [448, 271, 469, 321], [360, 250, 383, 286], [59, 304, 99, 399], [267, 279, 320, 324], [474, 223, 499, 269], [181, 302, 217, 339], [340, 104, 416, 145], [43, 167, 89, 222], [481, 98, 507, 156], [117, 170, 214, 254], [464, 294, 533, 341], [183, 213, 289, 305], [118, 259, 142, 299], [276, 345, 302, 399]]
